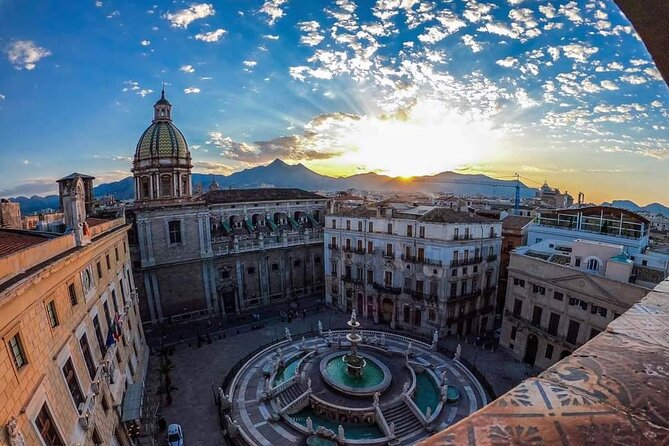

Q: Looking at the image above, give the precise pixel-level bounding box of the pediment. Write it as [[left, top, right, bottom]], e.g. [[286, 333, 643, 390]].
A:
[[545, 272, 616, 303]]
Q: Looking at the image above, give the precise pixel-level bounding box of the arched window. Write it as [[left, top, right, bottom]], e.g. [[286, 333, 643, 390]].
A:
[[141, 177, 150, 199], [160, 175, 172, 197], [181, 176, 188, 196], [586, 258, 599, 271]]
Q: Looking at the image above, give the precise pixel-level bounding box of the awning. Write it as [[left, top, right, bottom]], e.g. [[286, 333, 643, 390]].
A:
[[121, 382, 144, 422], [221, 219, 232, 233]]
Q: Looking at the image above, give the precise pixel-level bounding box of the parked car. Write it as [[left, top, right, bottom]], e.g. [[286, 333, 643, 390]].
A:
[[167, 424, 184, 446]]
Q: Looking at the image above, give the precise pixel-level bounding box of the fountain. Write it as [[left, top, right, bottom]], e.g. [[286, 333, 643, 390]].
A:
[[342, 310, 365, 377], [319, 309, 392, 396]]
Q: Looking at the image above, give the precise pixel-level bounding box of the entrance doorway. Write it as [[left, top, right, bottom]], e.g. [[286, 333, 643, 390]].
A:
[[524, 334, 538, 365], [381, 298, 394, 323]]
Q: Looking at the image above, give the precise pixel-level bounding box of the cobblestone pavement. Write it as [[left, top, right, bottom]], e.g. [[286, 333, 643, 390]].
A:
[[141, 309, 532, 446]]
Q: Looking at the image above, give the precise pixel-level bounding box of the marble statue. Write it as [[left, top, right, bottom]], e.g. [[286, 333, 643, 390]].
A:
[[337, 336, 342, 349], [328, 329, 333, 343], [285, 327, 292, 342], [306, 417, 314, 433], [389, 422, 396, 437], [6, 417, 26, 446], [318, 320, 323, 335], [403, 381, 410, 393], [406, 342, 413, 355], [300, 336, 306, 349], [380, 333, 386, 346], [454, 344, 462, 361], [426, 406, 432, 419], [351, 309, 357, 324], [307, 378, 312, 390], [218, 387, 231, 409], [373, 392, 380, 406], [338, 425, 345, 440], [441, 370, 449, 385], [431, 330, 439, 350]]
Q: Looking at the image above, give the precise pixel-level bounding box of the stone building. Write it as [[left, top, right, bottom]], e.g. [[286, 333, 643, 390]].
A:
[[0, 199, 21, 229], [324, 203, 502, 338], [130, 91, 328, 325], [500, 238, 658, 370], [0, 173, 147, 446], [496, 216, 533, 318]]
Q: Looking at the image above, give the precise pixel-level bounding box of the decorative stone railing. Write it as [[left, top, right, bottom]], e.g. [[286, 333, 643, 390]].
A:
[[279, 388, 311, 415], [419, 279, 669, 445], [374, 404, 393, 438]]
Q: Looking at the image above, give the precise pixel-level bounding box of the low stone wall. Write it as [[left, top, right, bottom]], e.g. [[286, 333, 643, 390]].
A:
[[419, 279, 669, 445]]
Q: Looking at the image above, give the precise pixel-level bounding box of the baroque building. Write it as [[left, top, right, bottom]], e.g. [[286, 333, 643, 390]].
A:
[[324, 203, 502, 338], [131, 91, 327, 325], [0, 173, 147, 446]]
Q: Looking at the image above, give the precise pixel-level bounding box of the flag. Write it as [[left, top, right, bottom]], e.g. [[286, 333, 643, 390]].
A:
[[113, 313, 123, 341], [105, 328, 116, 348]]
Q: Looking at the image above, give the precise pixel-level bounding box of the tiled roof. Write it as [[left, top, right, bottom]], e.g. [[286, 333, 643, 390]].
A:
[[418, 207, 496, 224], [502, 215, 534, 230], [86, 218, 109, 227], [203, 188, 325, 204], [334, 207, 378, 217], [0, 229, 54, 258]]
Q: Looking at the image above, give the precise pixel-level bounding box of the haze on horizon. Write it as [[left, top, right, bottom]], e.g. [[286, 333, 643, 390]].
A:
[[0, 0, 668, 205]]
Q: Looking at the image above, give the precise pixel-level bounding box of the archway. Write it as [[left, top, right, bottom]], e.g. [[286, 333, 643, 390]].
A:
[[524, 334, 538, 366]]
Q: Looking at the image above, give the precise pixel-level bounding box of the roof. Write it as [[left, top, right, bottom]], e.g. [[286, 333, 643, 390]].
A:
[[418, 207, 497, 224], [203, 188, 325, 204], [502, 215, 534, 230], [335, 207, 379, 218], [134, 120, 189, 161], [0, 229, 55, 258], [542, 206, 650, 225], [121, 382, 144, 422], [86, 217, 109, 227], [57, 172, 95, 182]]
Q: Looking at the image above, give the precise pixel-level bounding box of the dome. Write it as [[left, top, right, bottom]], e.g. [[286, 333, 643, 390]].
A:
[[134, 120, 189, 161]]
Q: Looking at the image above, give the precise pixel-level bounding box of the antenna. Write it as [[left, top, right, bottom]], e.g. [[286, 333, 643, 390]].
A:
[[514, 172, 520, 213]]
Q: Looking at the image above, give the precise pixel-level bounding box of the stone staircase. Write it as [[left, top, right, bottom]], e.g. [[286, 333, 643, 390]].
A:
[[277, 383, 304, 409], [382, 402, 423, 438]]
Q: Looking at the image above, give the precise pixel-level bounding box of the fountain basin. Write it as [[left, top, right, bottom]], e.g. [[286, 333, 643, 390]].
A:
[[320, 352, 392, 396]]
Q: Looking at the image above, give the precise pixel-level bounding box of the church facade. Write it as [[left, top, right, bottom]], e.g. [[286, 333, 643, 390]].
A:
[[131, 91, 327, 325]]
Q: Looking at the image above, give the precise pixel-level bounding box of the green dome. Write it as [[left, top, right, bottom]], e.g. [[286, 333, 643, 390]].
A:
[[134, 120, 189, 161]]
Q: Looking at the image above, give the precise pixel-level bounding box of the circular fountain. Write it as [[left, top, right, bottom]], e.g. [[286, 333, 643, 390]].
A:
[[319, 310, 391, 396]]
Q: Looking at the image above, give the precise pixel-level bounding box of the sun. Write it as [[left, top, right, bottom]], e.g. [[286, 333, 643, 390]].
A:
[[335, 99, 503, 178]]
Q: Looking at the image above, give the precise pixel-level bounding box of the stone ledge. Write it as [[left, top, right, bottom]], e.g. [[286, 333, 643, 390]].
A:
[[419, 279, 669, 446]]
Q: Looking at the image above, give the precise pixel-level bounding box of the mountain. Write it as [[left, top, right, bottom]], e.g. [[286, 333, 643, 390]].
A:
[[602, 200, 669, 217], [10, 159, 536, 213]]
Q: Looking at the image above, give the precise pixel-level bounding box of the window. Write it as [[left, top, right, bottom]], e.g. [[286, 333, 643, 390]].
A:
[[103, 301, 112, 329], [221, 270, 230, 279], [346, 220, 351, 230], [419, 226, 425, 238], [586, 258, 600, 271], [452, 269, 457, 276], [450, 282, 457, 297], [105, 254, 111, 270], [566, 320, 580, 345], [463, 267, 468, 275], [168, 220, 182, 244], [532, 306, 543, 326], [332, 220, 337, 229], [532, 285, 546, 295], [407, 225, 413, 237], [115, 247, 119, 262], [62, 358, 85, 409], [368, 222, 373, 232], [513, 278, 525, 288], [46, 300, 59, 328], [68, 283, 78, 306], [111, 290, 119, 314], [367, 269, 373, 285], [358, 221, 363, 231], [575, 257, 581, 267], [548, 313, 560, 336], [357, 240, 363, 251], [367, 241, 374, 254], [590, 305, 608, 318], [331, 236, 337, 248], [510, 326, 517, 340], [96, 261, 102, 279], [513, 298, 522, 317], [247, 267, 255, 275], [8, 334, 27, 369], [454, 228, 459, 239], [545, 343, 554, 359], [294, 259, 301, 267], [272, 263, 279, 271], [331, 262, 338, 276], [93, 315, 106, 355], [140, 177, 150, 199], [345, 265, 352, 278], [80, 334, 97, 379], [553, 291, 563, 301], [386, 243, 393, 256], [35, 403, 64, 446], [387, 223, 392, 234], [384, 271, 392, 286]]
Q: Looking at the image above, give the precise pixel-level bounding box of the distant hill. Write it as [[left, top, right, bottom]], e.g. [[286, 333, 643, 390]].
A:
[[10, 159, 536, 214], [602, 200, 669, 217]]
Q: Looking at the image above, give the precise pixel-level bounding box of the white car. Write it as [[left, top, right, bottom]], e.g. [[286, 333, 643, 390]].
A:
[[167, 424, 184, 446]]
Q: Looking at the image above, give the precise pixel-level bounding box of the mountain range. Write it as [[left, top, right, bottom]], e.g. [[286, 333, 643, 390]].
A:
[[601, 200, 669, 217], [10, 159, 536, 214]]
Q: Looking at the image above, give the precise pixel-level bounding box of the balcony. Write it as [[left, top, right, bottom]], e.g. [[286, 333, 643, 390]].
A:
[[373, 282, 401, 294], [486, 254, 498, 262], [354, 247, 366, 255], [382, 251, 395, 260], [401, 255, 443, 266], [342, 276, 364, 286], [342, 245, 354, 253], [327, 243, 339, 250], [504, 310, 575, 347], [449, 290, 482, 301], [453, 234, 473, 241], [450, 256, 483, 267]]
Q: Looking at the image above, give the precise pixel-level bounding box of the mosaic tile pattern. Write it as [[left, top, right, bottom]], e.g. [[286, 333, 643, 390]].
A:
[[420, 285, 669, 446]]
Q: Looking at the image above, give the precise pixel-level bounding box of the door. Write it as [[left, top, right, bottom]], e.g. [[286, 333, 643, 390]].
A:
[[524, 334, 538, 365], [381, 298, 394, 323]]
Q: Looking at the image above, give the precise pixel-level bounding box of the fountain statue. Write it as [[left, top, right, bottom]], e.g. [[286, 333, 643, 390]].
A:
[[373, 392, 380, 406], [426, 406, 432, 419], [285, 327, 292, 342], [306, 417, 314, 433], [441, 370, 449, 386], [318, 320, 323, 336], [328, 329, 333, 343], [307, 378, 312, 390], [342, 309, 366, 377], [389, 422, 396, 437], [338, 425, 345, 441], [431, 330, 439, 351], [380, 333, 386, 346], [454, 344, 462, 361], [402, 381, 410, 393], [300, 336, 306, 350], [406, 342, 413, 356]]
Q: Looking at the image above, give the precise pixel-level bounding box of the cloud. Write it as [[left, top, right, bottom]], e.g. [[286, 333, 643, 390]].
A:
[[298, 20, 324, 46], [644, 67, 663, 81], [0, 178, 59, 198], [180, 65, 195, 73], [263, 34, 280, 40], [122, 80, 154, 97], [243, 60, 257, 68], [194, 28, 227, 42], [558, 1, 583, 24], [184, 87, 201, 94], [95, 0, 103, 7], [260, 0, 288, 26], [192, 160, 234, 174], [0, 94, 5, 101], [163, 3, 215, 28], [496, 56, 518, 68], [5, 40, 51, 70], [620, 74, 647, 85], [561, 43, 598, 62], [600, 80, 619, 90], [140, 40, 151, 46]]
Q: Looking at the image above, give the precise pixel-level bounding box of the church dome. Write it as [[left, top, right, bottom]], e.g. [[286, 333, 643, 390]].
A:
[[134, 120, 189, 161]]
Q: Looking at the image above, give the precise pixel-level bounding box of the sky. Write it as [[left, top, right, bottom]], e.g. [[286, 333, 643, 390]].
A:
[[0, 0, 668, 204]]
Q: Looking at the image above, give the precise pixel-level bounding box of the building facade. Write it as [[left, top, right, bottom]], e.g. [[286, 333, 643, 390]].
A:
[[131, 91, 328, 325], [500, 238, 656, 370], [0, 174, 147, 446], [496, 216, 534, 320], [324, 204, 502, 338]]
